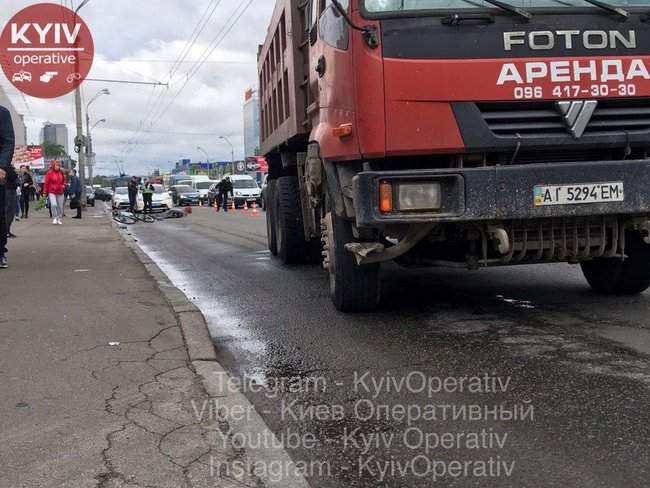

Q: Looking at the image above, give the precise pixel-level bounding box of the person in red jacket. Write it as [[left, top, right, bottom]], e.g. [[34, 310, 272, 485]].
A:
[[43, 160, 66, 225]]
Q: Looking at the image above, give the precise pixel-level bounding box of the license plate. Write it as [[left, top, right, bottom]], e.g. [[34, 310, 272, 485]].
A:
[[534, 182, 624, 207]]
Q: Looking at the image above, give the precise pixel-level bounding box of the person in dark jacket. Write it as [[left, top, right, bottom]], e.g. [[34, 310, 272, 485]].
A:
[[20, 166, 34, 218], [127, 176, 139, 213], [68, 169, 82, 219], [5, 160, 18, 238], [0, 105, 16, 269], [219, 177, 233, 212]]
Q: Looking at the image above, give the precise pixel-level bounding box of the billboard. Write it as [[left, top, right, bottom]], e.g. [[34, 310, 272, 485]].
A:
[[12, 145, 45, 169], [246, 156, 268, 172]]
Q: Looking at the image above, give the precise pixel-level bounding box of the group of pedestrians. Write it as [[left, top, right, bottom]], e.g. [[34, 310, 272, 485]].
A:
[[5, 165, 36, 238]]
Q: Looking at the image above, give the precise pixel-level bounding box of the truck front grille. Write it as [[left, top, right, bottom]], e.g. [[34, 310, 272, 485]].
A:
[[478, 99, 650, 138]]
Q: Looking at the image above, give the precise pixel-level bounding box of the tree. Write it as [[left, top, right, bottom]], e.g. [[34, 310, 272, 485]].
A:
[[41, 141, 67, 159]]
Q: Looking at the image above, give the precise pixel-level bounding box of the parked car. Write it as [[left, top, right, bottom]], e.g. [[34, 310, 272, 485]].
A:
[[169, 185, 200, 206], [112, 187, 143, 211], [229, 175, 262, 208], [85, 186, 95, 207], [95, 187, 113, 202], [193, 180, 217, 204], [150, 185, 174, 212]]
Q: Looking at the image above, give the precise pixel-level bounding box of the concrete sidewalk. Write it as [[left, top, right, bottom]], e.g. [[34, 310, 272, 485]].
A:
[[0, 209, 262, 488]]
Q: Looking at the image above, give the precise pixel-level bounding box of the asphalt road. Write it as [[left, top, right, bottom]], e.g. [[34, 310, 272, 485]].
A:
[[129, 206, 650, 488]]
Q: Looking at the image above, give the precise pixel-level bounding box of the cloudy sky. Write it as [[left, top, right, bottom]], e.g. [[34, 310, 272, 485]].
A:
[[0, 0, 275, 175]]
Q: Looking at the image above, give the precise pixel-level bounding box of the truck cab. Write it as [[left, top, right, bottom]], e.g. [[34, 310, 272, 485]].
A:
[[260, 0, 650, 312]]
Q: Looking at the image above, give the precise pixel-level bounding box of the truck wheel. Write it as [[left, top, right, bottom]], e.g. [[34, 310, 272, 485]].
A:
[[265, 180, 278, 256], [581, 232, 650, 295], [323, 211, 380, 312], [275, 176, 307, 264]]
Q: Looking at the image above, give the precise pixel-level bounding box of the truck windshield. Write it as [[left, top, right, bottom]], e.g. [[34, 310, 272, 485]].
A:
[[364, 0, 650, 13]]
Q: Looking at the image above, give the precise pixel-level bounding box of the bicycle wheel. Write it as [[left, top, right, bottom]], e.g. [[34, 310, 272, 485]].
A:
[[113, 212, 137, 225]]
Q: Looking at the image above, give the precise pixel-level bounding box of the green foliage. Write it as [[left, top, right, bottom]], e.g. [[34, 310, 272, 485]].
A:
[[41, 141, 67, 159]]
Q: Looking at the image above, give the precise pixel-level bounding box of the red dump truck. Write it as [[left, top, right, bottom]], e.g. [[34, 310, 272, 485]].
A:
[[259, 0, 650, 312]]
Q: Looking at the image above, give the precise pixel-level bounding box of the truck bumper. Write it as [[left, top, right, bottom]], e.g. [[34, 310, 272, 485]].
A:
[[352, 160, 650, 227]]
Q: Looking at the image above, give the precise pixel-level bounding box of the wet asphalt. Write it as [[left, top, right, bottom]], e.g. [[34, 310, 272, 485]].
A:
[[128, 207, 650, 488]]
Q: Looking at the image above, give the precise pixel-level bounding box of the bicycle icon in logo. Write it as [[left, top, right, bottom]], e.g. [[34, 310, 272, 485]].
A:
[[66, 72, 82, 83]]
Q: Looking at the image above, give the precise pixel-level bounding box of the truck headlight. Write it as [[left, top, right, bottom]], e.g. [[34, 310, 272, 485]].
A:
[[397, 182, 442, 211], [235, 191, 242, 196]]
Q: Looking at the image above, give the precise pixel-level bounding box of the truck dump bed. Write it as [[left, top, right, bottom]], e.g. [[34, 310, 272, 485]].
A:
[[258, 0, 309, 156]]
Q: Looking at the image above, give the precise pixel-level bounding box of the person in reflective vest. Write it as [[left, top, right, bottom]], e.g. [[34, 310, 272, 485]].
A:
[[142, 180, 155, 214]]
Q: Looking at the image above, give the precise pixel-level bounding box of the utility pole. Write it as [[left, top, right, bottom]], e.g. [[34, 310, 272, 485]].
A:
[[73, 0, 93, 207], [74, 87, 85, 197]]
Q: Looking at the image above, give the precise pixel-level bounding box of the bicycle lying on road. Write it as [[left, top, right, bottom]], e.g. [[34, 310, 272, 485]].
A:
[[112, 209, 153, 224], [112, 208, 186, 225]]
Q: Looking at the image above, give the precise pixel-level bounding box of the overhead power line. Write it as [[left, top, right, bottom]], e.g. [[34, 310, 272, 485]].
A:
[[117, 0, 227, 155], [168, 0, 224, 79], [148, 0, 254, 131], [122, 0, 254, 156], [106, 59, 255, 65]]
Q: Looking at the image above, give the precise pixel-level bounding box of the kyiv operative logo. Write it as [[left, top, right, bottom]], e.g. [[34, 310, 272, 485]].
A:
[[0, 3, 94, 99]]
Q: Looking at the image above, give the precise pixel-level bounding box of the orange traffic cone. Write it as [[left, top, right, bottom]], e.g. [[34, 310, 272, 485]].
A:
[[230, 199, 235, 212], [242, 201, 249, 213], [251, 201, 259, 217], [199, 200, 203, 208], [184, 206, 193, 214]]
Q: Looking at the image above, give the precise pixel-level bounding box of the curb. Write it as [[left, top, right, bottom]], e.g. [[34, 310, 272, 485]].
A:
[[115, 223, 311, 488]]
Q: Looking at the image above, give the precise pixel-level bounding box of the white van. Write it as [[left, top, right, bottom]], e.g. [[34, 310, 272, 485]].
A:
[[228, 174, 262, 208], [192, 180, 217, 204]]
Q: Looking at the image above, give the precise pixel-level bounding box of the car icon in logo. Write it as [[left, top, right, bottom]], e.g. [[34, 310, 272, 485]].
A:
[[11, 70, 32, 82]]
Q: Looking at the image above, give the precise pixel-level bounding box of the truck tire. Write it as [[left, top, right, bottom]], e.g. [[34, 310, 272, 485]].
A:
[[323, 211, 380, 312], [265, 180, 278, 256], [275, 176, 307, 264], [581, 232, 650, 295]]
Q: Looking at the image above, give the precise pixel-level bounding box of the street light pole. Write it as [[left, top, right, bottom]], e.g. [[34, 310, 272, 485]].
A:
[[197, 146, 212, 178], [86, 89, 110, 188], [87, 118, 106, 185], [196, 146, 210, 164], [220, 136, 235, 174]]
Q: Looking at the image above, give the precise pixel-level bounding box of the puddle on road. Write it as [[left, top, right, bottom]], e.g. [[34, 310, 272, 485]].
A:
[[425, 313, 650, 387], [596, 325, 650, 356], [134, 240, 267, 357]]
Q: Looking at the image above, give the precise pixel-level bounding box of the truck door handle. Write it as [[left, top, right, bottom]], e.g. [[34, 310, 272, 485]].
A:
[[315, 56, 326, 78]]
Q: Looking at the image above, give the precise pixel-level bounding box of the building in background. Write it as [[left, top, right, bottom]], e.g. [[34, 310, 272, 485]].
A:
[[0, 85, 27, 145], [243, 89, 260, 158], [40, 121, 69, 155]]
